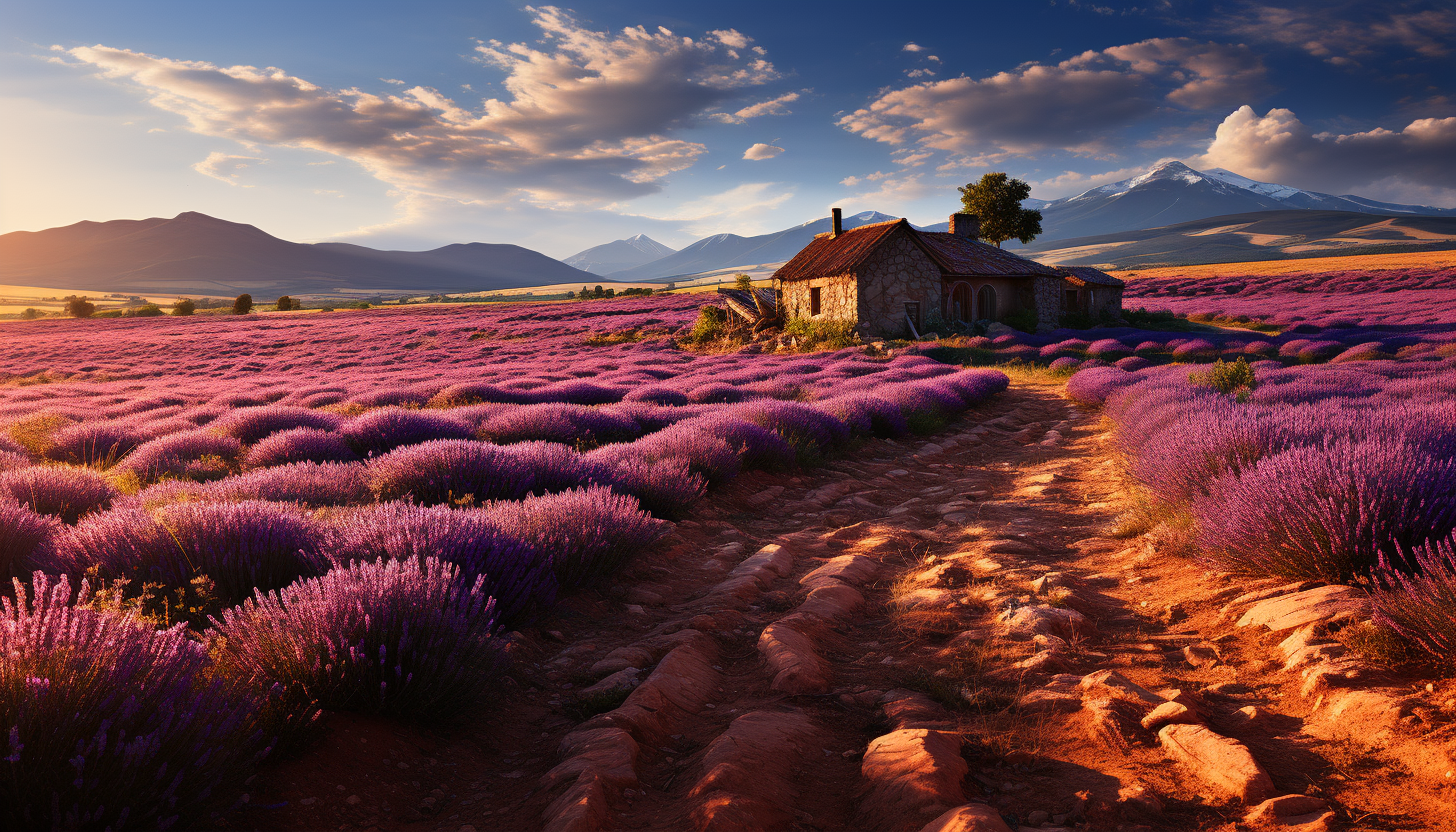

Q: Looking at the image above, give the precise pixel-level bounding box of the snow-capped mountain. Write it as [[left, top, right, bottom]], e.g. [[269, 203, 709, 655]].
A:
[[1021, 161, 1455, 244], [563, 234, 676, 275], [604, 211, 898, 281]]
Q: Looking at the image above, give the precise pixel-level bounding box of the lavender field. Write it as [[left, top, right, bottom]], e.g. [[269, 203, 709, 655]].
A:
[[1064, 262, 1456, 673], [0, 294, 1010, 828]]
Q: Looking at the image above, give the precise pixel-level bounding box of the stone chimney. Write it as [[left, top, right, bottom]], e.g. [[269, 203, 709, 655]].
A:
[[831, 207, 843, 238], [949, 212, 980, 240]]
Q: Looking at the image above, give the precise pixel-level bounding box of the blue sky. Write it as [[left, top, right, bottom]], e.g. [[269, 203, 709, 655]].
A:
[[2, 0, 1453, 257]]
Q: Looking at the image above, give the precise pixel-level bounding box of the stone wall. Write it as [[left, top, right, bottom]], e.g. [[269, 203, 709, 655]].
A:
[[1032, 276, 1066, 332], [855, 234, 944, 338], [942, 276, 1032, 323], [779, 274, 857, 324]]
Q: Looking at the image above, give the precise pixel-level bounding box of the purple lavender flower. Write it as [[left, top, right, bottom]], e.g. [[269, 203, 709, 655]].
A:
[[342, 407, 476, 457], [0, 466, 115, 524], [43, 422, 143, 467], [207, 557, 506, 720], [0, 500, 61, 580], [211, 405, 343, 444], [116, 430, 242, 483], [481, 487, 669, 587], [1, 573, 269, 830], [243, 427, 360, 469], [366, 439, 538, 505]]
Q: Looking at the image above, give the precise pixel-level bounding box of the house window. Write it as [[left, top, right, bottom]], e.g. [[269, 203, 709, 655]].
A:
[[976, 285, 997, 320], [1064, 289, 1078, 311], [810, 286, 822, 316]]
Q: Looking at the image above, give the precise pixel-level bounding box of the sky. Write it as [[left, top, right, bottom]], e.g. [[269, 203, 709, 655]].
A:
[[1, 0, 1453, 258]]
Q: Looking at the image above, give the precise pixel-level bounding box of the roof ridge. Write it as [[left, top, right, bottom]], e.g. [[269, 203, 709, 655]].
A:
[[811, 217, 907, 240]]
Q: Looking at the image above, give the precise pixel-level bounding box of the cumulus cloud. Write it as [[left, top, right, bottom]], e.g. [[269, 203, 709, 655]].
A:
[[1223, 3, 1456, 64], [192, 151, 264, 186], [62, 7, 780, 208], [1190, 106, 1456, 201], [743, 142, 785, 160], [903, 43, 926, 52], [839, 38, 1266, 155]]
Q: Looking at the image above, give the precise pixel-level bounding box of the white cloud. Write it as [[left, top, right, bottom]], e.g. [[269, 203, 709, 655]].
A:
[[903, 43, 926, 52], [625, 182, 795, 236], [839, 38, 1267, 156], [1189, 106, 1456, 203], [726, 91, 800, 122], [1225, 3, 1456, 64], [380, 78, 406, 85], [63, 7, 779, 209], [1029, 164, 1153, 197], [192, 151, 264, 186], [709, 29, 752, 50], [743, 142, 785, 160], [838, 171, 937, 211]]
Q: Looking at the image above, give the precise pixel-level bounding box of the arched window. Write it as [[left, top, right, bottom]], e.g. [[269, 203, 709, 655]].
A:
[[976, 285, 997, 321], [950, 282, 973, 322]]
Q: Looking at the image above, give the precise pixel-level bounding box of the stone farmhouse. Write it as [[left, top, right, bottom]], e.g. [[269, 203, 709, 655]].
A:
[[773, 209, 1124, 338]]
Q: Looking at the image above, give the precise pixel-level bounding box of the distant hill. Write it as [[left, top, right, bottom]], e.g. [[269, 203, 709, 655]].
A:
[[564, 234, 675, 276], [1018, 210, 1456, 269], [0, 212, 598, 296], [1004, 161, 1456, 247], [606, 211, 900, 281]]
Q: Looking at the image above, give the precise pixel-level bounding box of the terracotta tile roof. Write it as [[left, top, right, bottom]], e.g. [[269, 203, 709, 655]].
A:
[[916, 232, 1063, 277], [773, 218, 1064, 282], [1058, 266, 1126, 288], [773, 219, 906, 282]]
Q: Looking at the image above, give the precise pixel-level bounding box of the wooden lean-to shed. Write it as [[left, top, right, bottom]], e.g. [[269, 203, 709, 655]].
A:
[[773, 209, 1116, 338]]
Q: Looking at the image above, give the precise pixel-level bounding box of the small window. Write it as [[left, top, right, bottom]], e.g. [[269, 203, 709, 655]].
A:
[[1064, 289, 1078, 311], [810, 286, 822, 316]]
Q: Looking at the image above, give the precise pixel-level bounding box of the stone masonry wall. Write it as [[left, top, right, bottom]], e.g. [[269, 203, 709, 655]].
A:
[[1033, 276, 1066, 332], [780, 274, 857, 324], [855, 234, 943, 339]]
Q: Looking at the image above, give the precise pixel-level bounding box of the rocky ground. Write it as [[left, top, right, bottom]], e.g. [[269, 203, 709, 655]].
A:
[[244, 378, 1456, 832]]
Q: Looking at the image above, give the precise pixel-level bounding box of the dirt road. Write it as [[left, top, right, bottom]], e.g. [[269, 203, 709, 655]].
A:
[[249, 379, 1451, 832]]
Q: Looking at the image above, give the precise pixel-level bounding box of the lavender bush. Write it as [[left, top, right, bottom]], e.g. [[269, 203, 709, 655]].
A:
[[1193, 438, 1456, 581], [482, 487, 669, 587], [208, 557, 506, 720], [328, 502, 555, 624], [599, 456, 708, 517], [43, 422, 143, 467], [1, 573, 269, 830], [211, 405, 342, 444], [0, 465, 116, 523], [1371, 537, 1456, 670], [116, 430, 242, 483], [243, 427, 360, 469], [366, 439, 538, 505], [46, 501, 328, 607], [0, 500, 60, 581], [342, 407, 475, 458]]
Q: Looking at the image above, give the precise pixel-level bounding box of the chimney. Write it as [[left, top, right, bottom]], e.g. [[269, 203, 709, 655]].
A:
[[831, 207, 843, 237], [950, 212, 980, 240]]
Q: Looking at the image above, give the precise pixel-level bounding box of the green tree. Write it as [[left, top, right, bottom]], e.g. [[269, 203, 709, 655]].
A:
[[957, 173, 1043, 248], [172, 298, 196, 316], [734, 274, 752, 292], [64, 296, 95, 318], [276, 295, 293, 311], [19, 308, 39, 320], [233, 294, 253, 315]]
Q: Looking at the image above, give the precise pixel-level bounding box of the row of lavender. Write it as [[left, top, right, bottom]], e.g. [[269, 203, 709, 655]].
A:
[[1122, 265, 1456, 328], [0, 297, 1010, 828], [1067, 359, 1456, 669]]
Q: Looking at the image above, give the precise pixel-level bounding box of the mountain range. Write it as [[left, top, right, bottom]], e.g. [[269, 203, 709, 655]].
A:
[[1018, 209, 1456, 269], [599, 211, 901, 282], [6, 162, 1454, 298], [570, 161, 1456, 280], [563, 234, 676, 275], [0, 212, 596, 296]]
